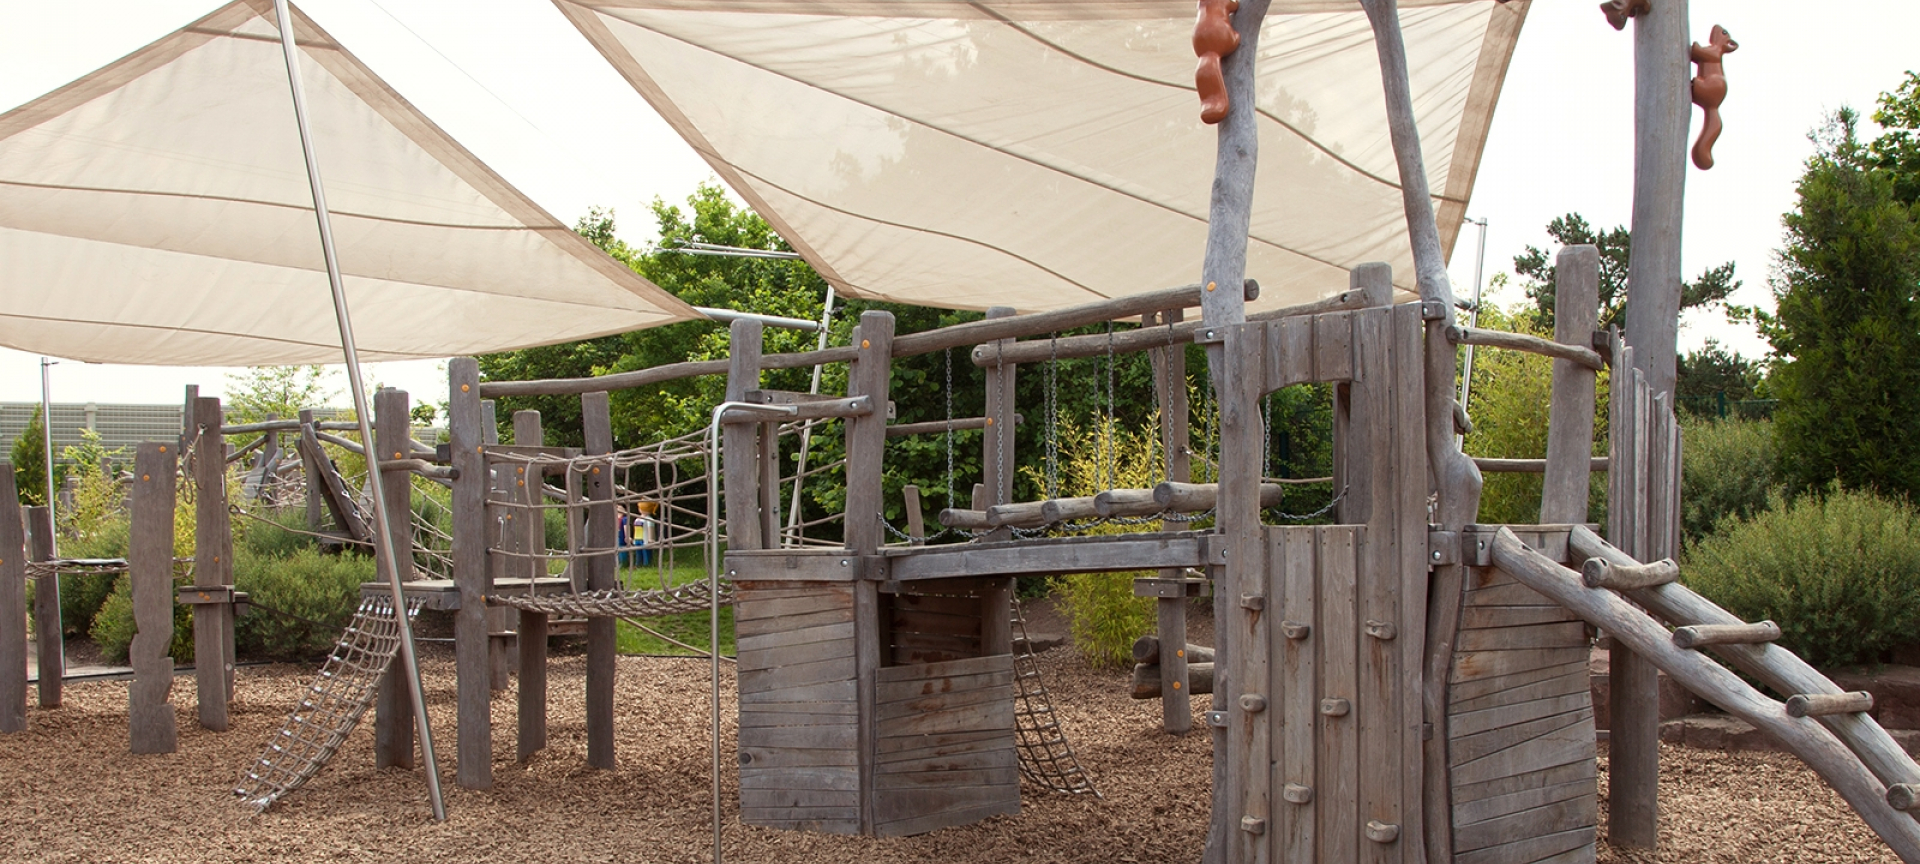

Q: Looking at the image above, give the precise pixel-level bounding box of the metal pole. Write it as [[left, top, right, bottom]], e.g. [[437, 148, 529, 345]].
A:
[[783, 286, 835, 542], [270, 0, 444, 821], [1457, 217, 1488, 430], [39, 357, 56, 557], [709, 400, 797, 864]]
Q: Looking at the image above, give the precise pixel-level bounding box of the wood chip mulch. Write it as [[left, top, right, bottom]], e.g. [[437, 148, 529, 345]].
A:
[[0, 637, 1899, 863]]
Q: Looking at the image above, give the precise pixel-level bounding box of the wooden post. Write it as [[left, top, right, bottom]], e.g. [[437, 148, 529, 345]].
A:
[[0, 467, 24, 733], [513, 409, 548, 761], [374, 389, 415, 770], [725, 319, 764, 553], [1542, 246, 1600, 524], [448, 360, 493, 789], [1613, 0, 1691, 847], [582, 390, 616, 770], [191, 397, 236, 731], [845, 310, 894, 834], [128, 443, 178, 754], [1150, 308, 1193, 735], [300, 408, 324, 533], [1218, 321, 1268, 864], [27, 505, 57, 709], [978, 307, 1016, 652]]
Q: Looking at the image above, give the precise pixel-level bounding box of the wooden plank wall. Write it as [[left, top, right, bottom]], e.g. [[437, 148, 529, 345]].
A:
[[872, 654, 1019, 837], [736, 580, 862, 834], [885, 582, 984, 666], [1446, 559, 1596, 864]]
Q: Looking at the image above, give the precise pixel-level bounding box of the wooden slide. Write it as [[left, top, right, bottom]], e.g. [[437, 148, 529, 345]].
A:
[[1488, 525, 1920, 863]]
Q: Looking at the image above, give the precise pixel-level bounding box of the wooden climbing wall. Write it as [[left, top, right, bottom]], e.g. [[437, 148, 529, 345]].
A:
[[1447, 536, 1596, 864], [736, 579, 862, 833], [872, 655, 1019, 836]]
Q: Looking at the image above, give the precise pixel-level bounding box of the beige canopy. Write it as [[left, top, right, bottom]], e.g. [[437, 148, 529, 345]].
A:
[[0, 0, 698, 367], [555, 0, 1529, 314]]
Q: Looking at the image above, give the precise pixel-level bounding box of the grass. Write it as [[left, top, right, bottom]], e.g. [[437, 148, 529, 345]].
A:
[[611, 557, 737, 658]]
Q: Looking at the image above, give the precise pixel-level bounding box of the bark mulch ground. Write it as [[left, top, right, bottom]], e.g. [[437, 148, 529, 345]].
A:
[[0, 632, 1899, 862]]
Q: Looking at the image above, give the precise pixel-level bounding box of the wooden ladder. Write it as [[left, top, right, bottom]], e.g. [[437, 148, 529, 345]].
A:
[[1487, 524, 1920, 863]]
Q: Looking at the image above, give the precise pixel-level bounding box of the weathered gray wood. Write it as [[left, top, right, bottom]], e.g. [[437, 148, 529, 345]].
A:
[[190, 397, 235, 731], [1493, 528, 1920, 860], [1129, 662, 1214, 699], [446, 360, 493, 787], [26, 505, 57, 710], [1786, 691, 1873, 719], [1319, 526, 1359, 864], [1451, 705, 1594, 764], [846, 312, 895, 834], [1038, 495, 1101, 524], [1275, 526, 1317, 864], [1390, 301, 1430, 861], [725, 319, 765, 552], [1446, 325, 1604, 371], [127, 444, 178, 753], [1146, 307, 1196, 737], [372, 389, 415, 769], [1448, 660, 1590, 715], [297, 422, 373, 544], [978, 307, 1018, 543], [1672, 620, 1780, 649], [1542, 245, 1601, 529], [1153, 481, 1288, 513], [1473, 457, 1611, 474], [1132, 636, 1216, 666], [581, 390, 616, 770], [970, 288, 1354, 369], [1091, 487, 1160, 518], [902, 486, 925, 545], [980, 576, 1012, 657], [1450, 647, 1592, 684], [1580, 556, 1677, 590], [884, 532, 1209, 581], [1891, 784, 1918, 812], [1571, 524, 1920, 798], [1211, 331, 1271, 864], [0, 470, 24, 733], [935, 508, 992, 531], [1456, 622, 1590, 653], [1352, 305, 1404, 864]]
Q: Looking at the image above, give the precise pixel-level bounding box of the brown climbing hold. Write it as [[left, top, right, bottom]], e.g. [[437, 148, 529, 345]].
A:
[[1599, 0, 1649, 31], [1689, 25, 1737, 170], [1193, 0, 1240, 125]]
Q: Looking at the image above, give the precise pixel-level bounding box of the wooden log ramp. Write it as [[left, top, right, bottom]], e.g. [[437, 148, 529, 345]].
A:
[[1491, 526, 1920, 860]]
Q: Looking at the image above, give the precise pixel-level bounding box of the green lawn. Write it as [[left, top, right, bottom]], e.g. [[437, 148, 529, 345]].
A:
[[611, 557, 736, 658]]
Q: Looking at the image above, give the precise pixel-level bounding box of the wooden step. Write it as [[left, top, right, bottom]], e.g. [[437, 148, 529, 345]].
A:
[[1580, 556, 1678, 590], [1786, 691, 1874, 718], [1671, 620, 1780, 649], [1891, 783, 1918, 812]]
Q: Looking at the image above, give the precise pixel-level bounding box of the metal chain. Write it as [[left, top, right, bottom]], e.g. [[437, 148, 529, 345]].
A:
[[1262, 391, 1273, 481], [944, 347, 956, 510], [1104, 323, 1117, 492], [1045, 333, 1060, 500]]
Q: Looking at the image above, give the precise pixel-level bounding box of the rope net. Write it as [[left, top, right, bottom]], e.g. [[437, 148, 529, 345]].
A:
[[1010, 596, 1098, 796], [234, 595, 421, 811], [491, 579, 733, 618]]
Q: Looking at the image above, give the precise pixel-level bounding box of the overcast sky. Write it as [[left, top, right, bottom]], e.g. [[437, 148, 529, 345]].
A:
[[0, 0, 1913, 407]]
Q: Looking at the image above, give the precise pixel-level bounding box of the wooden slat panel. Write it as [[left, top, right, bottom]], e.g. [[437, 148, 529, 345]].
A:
[[736, 592, 855, 623], [1454, 797, 1598, 855], [874, 654, 1010, 682], [1448, 660, 1590, 707], [876, 684, 1011, 721], [1276, 525, 1318, 863], [1453, 826, 1596, 864], [1450, 648, 1590, 685], [739, 709, 860, 728], [1320, 525, 1360, 864], [1460, 606, 1580, 629], [1451, 719, 1595, 787], [1527, 844, 1598, 864], [736, 621, 857, 654], [877, 670, 1013, 703], [1456, 622, 1589, 653], [1450, 692, 1593, 739], [1354, 305, 1402, 864], [1451, 760, 1596, 806], [874, 728, 1008, 755], [738, 815, 861, 834], [880, 700, 1014, 737], [741, 788, 859, 809], [874, 800, 1020, 838], [1268, 314, 1316, 389], [736, 580, 858, 597], [737, 638, 855, 672], [1450, 708, 1594, 765], [873, 786, 1016, 822], [1463, 582, 1559, 609], [737, 746, 858, 768], [738, 657, 858, 692], [735, 607, 857, 638], [1452, 777, 1597, 829], [878, 745, 1018, 772], [741, 805, 858, 822], [739, 768, 859, 792], [874, 766, 1020, 788], [1314, 311, 1355, 382], [1389, 301, 1430, 862], [739, 678, 858, 705], [891, 592, 985, 614], [741, 724, 858, 750]]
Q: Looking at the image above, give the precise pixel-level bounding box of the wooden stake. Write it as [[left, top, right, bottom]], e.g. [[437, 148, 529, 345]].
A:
[[449, 360, 493, 788], [27, 506, 58, 710], [513, 409, 548, 762], [191, 397, 235, 731], [582, 390, 616, 770], [373, 390, 415, 770], [0, 468, 24, 733], [127, 444, 178, 754]]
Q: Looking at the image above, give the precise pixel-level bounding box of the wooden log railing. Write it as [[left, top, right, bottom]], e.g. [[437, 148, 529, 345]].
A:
[[970, 288, 1367, 367], [1446, 324, 1605, 370], [222, 418, 361, 435], [1567, 525, 1920, 826], [1471, 456, 1611, 474]]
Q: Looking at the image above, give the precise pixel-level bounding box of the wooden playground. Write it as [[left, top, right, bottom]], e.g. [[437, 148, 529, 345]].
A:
[[2, 1, 1919, 863]]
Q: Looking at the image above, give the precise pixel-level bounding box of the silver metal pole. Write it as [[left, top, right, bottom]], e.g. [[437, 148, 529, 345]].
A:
[[783, 286, 835, 542], [709, 400, 797, 864], [1457, 216, 1488, 432], [271, 0, 445, 821], [39, 357, 56, 557]]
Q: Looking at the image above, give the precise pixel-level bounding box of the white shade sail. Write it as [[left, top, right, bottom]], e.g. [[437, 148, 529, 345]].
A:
[[556, 0, 1528, 314], [0, 0, 698, 367]]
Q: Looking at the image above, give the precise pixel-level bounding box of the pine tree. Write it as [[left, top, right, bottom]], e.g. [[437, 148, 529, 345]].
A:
[[11, 405, 47, 506]]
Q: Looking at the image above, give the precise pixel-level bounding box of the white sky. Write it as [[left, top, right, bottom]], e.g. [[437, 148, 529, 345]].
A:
[[0, 0, 1913, 407]]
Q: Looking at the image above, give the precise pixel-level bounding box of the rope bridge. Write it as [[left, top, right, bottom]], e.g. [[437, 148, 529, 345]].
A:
[[490, 579, 733, 618], [234, 595, 421, 811]]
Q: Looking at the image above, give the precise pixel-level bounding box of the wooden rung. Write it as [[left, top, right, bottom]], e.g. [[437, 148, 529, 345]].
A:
[[937, 508, 992, 530], [1092, 487, 1160, 518], [1891, 783, 1919, 812], [1040, 496, 1100, 523], [1671, 620, 1781, 649], [984, 500, 1049, 529], [1150, 481, 1286, 513], [1786, 691, 1874, 718], [1581, 556, 1679, 590]]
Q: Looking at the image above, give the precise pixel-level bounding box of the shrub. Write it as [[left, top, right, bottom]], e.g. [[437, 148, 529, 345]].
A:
[[92, 573, 194, 665], [57, 517, 128, 638], [236, 505, 316, 560], [1679, 416, 1779, 546], [1462, 304, 1609, 524], [1683, 486, 1920, 667], [234, 546, 378, 660]]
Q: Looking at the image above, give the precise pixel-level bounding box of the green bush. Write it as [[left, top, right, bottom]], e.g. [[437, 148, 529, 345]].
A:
[[56, 517, 128, 638], [234, 546, 378, 660], [92, 573, 194, 665], [1462, 304, 1609, 524], [1679, 416, 1779, 546], [1683, 486, 1920, 667], [236, 505, 316, 560]]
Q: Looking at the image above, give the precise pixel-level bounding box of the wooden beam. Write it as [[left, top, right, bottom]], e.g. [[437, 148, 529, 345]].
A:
[[373, 389, 414, 770], [725, 319, 765, 553], [127, 443, 178, 754], [512, 409, 548, 762], [582, 390, 617, 771], [448, 360, 493, 789], [969, 290, 1366, 368], [1446, 325, 1604, 371], [0, 468, 24, 733], [191, 397, 235, 732], [845, 311, 895, 835], [27, 506, 57, 710]]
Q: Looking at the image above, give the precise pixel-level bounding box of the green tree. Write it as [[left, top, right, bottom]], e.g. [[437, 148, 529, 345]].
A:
[[1461, 303, 1608, 523], [1868, 70, 1920, 205], [1511, 213, 1740, 331], [224, 365, 337, 424], [11, 405, 47, 506], [1675, 339, 1767, 418], [1754, 109, 1920, 499]]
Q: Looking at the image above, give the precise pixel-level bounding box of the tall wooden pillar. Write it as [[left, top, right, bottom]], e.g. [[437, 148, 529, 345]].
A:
[[189, 397, 236, 731], [582, 390, 617, 770], [978, 307, 1017, 652], [128, 443, 179, 754], [1150, 308, 1193, 734], [0, 467, 24, 733], [448, 360, 493, 788], [513, 410, 549, 761], [373, 389, 416, 770], [28, 506, 57, 710], [724, 319, 765, 553], [845, 310, 894, 833]]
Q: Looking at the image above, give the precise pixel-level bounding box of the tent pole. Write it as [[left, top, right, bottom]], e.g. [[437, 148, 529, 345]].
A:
[[39, 357, 56, 557], [270, 0, 445, 822]]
